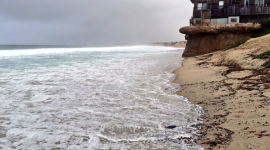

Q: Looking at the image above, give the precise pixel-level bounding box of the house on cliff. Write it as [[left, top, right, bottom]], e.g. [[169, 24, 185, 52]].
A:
[[190, 0, 270, 25]]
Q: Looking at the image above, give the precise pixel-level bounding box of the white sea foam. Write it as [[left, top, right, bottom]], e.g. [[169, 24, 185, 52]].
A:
[[0, 46, 203, 150], [0, 46, 180, 57]]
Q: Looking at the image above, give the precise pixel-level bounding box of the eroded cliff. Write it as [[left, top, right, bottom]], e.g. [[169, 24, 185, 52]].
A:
[[180, 23, 262, 57]]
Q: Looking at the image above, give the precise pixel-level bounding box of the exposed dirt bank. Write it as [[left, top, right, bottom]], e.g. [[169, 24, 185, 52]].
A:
[[179, 23, 262, 57]]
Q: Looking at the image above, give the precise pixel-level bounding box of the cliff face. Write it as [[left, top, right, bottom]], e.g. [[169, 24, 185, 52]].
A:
[[180, 23, 262, 57]]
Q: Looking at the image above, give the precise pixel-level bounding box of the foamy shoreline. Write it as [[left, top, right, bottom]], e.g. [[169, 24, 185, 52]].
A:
[[173, 34, 270, 149], [0, 46, 204, 149]]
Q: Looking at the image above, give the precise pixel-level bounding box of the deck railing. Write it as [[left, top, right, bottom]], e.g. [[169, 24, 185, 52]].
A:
[[193, 6, 270, 18]]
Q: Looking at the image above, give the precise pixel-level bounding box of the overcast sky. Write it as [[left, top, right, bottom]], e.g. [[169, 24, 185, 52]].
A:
[[0, 0, 192, 46]]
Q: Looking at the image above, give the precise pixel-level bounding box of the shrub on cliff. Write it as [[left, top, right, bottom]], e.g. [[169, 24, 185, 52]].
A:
[[261, 20, 270, 27], [252, 28, 270, 38], [227, 20, 270, 50], [226, 38, 251, 50], [252, 20, 270, 38]]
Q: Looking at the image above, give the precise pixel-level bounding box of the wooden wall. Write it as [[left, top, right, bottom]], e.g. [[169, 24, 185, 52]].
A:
[[266, 0, 270, 5], [193, 0, 270, 9]]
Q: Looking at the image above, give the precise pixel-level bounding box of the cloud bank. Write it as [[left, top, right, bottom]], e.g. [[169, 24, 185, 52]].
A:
[[0, 0, 192, 46]]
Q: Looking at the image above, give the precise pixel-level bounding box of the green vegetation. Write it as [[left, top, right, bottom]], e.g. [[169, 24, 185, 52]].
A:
[[254, 51, 270, 59], [226, 20, 270, 70], [252, 28, 270, 38], [261, 60, 270, 70], [226, 38, 251, 50], [252, 20, 270, 38], [252, 20, 270, 70], [254, 50, 270, 70], [227, 20, 270, 50]]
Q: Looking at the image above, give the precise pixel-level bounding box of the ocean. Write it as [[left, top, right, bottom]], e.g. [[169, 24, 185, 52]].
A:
[[0, 46, 203, 150]]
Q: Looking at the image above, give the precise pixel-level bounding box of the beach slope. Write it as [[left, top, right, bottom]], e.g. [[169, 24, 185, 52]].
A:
[[174, 34, 270, 150]]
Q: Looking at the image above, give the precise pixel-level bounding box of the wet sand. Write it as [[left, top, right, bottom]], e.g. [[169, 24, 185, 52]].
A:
[[173, 34, 270, 150]]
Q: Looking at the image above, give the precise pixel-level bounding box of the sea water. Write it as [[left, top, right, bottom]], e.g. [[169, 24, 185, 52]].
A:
[[0, 46, 203, 150]]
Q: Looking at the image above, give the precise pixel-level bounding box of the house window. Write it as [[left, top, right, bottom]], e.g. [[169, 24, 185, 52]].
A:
[[198, 3, 202, 10], [202, 3, 207, 10], [231, 18, 237, 22], [219, 1, 224, 8], [198, 3, 207, 10], [255, 0, 264, 6]]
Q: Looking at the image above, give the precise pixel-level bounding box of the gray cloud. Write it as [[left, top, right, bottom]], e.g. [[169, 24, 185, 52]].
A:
[[0, 0, 192, 46]]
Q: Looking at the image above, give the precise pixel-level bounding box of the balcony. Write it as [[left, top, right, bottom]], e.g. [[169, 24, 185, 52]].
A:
[[193, 6, 270, 18]]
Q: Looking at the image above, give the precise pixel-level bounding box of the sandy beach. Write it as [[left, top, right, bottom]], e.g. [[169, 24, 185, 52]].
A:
[[174, 34, 270, 149]]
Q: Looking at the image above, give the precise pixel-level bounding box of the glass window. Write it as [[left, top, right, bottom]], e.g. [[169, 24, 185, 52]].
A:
[[231, 18, 237, 22], [197, 3, 207, 10], [219, 1, 224, 8], [255, 0, 264, 6], [244, 0, 249, 7], [202, 3, 207, 10], [198, 3, 202, 10]]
